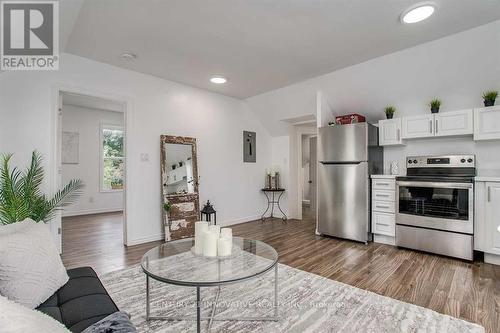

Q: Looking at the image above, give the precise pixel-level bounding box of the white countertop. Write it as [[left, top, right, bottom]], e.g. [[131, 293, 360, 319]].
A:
[[371, 174, 398, 179], [475, 170, 500, 182]]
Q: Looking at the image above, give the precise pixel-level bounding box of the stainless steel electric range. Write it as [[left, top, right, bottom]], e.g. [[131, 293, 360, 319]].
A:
[[396, 155, 475, 260]]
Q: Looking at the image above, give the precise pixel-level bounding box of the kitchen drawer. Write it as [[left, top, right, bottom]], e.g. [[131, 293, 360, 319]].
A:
[[372, 179, 395, 190], [372, 212, 395, 236], [372, 200, 395, 213], [372, 190, 395, 202]]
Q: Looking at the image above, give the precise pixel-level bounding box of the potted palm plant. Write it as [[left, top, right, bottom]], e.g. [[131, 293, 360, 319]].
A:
[[429, 99, 441, 113], [0, 151, 83, 224], [384, 106, 396, 119], [483, 90, 498, 107]]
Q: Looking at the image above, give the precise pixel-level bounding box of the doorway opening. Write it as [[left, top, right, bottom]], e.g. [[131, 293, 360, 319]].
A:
[[58, 92, 127, 266], [300, 134, 317, 221]]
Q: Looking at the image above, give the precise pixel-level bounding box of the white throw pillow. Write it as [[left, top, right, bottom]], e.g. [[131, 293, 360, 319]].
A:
[[0, 219, 69, 308], [0, 295, 70, 333]]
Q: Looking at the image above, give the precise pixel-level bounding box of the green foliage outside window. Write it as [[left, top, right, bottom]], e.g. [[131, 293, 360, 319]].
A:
[[102, 128, 124, 190]]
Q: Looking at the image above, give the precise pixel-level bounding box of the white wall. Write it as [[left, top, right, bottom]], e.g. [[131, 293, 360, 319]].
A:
[[247, 20, 500, 212], [62, 104, 124, 216], [0, 53, 271, 245]]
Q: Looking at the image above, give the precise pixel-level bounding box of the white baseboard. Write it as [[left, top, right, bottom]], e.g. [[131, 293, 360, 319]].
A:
[[219, 214, 262, 226], [126, 233, 165, 246], [373, 234, 396, 246], [62, 208, 123, 217], [125, 214, 262, 247], [484, 253, 500, 265]]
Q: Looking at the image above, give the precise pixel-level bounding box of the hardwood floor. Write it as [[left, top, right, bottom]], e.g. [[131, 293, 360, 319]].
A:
[[62, 210, 500, 333]]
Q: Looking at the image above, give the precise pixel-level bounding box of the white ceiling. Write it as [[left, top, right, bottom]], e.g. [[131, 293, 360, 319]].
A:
[[63, 0, 500, 99]]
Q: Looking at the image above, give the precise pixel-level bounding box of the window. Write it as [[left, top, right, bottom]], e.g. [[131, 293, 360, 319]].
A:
[[101, 125, 124, 191]]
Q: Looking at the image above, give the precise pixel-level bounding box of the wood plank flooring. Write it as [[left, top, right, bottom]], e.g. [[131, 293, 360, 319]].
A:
[[62, 210, 500, 333]]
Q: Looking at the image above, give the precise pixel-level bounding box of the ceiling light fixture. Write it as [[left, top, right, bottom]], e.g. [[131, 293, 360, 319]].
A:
[[401, 3, 435, 24], [120, 52, 137, 60], [210, 76, 227, 84]]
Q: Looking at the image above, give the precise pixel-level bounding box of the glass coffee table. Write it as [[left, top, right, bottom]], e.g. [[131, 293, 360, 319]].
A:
[[141, 237, 279, 333]]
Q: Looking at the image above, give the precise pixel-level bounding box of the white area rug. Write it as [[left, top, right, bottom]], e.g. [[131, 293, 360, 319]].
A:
[[100, 263, 484, 333]]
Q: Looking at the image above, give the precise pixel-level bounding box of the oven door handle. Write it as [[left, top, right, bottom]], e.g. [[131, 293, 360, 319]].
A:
[[396, 181, 473, 189]]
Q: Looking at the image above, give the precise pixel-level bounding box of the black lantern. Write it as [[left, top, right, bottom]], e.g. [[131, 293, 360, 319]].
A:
[[200, 200, 217, 225]]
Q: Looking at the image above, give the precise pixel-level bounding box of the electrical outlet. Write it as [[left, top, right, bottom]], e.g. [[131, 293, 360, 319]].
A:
[[140, 153, 149, 162], [89, 197, 94, 203]]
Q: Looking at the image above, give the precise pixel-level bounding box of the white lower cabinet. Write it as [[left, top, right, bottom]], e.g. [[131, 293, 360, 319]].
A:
[[371, 176, 396, 245], [372, 212, 395, 236], [475, 181, 500, 265]]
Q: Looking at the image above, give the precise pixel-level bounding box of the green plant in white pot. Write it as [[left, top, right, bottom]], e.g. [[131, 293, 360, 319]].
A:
[[0, 151, 84, 225]]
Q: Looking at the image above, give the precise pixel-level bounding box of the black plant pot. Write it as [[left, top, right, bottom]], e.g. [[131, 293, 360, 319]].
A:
[[484, 99, 495, 107], [431, 107, 440, 114], [386, 113, 394, 119]]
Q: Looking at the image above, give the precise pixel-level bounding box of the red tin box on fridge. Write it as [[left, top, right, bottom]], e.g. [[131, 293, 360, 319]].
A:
[[335, 113, 366, 125]]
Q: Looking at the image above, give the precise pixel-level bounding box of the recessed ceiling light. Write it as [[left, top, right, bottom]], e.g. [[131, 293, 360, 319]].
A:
[[120, 52, 137, 60], [401, 3, 435, 24], [210, 76, 227, 84]]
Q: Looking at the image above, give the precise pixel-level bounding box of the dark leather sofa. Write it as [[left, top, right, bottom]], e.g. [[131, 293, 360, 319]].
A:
[[36, 267, 119, 332]]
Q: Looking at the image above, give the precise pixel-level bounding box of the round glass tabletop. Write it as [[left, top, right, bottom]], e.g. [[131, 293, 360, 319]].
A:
[[141, 237, 278, 287]]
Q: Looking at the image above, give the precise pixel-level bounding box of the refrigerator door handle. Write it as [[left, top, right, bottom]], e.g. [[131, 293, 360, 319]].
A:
[[319, 161, 363, 165]]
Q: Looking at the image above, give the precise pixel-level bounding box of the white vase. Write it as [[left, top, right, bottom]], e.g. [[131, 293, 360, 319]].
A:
[[390, 161, 399, 175]]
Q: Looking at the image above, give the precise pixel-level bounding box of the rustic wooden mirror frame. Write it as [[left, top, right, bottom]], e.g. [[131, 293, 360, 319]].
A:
[[160, 135, 199, 241]]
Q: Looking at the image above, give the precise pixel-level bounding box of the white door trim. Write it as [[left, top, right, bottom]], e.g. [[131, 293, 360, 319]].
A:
[[295, 127, 318, 221], [50, 84, 133, 250]]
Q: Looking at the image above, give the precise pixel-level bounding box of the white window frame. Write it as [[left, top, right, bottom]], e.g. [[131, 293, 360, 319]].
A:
[[100, 123, 124, 193]]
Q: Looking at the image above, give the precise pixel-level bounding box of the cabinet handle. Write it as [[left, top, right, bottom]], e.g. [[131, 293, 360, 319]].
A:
[[377, 182, 389, 186], [429, 120, 433, 133], [435, 119, 438, 134], [376, 204, 390, 209], [376, 194, 390, 197], [397, 129, 400, 141], [377, 223, 390, 227], [488, 186, 491, 202]]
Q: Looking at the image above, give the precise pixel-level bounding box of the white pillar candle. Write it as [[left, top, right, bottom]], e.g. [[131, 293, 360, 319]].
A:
[[194, 221, 209, 255], [203, 230, 218, 257], [220, 228, 232, 239], [208, 225, 221, 236], [218, 237, 232, 257]]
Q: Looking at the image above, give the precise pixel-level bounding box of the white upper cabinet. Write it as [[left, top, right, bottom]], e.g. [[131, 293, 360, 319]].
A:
[[378, 118, 403, 146], [402, 114, 434, 139], [434, 109, 473, 137], [474, 106, 500, 141]]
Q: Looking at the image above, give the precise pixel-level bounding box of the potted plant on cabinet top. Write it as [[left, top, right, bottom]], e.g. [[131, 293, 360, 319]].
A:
[[429, 99, 441, 113], [483, 90, 498, 107], [384, 106, 396, 119]]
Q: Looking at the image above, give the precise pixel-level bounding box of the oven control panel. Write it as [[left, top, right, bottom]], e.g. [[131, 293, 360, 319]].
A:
[[406, 155, 476, 168]]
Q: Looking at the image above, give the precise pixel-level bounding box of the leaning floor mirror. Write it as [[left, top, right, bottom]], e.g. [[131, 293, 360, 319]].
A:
[[160, 135, 199, 241]]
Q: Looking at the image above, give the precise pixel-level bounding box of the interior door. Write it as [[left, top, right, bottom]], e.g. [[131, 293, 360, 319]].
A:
[[161, 135, 200, 241], [309, 137, 317, 220]]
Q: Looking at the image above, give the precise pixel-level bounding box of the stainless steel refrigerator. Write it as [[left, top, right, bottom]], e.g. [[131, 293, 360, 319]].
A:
[[317, 123, 383, 243]]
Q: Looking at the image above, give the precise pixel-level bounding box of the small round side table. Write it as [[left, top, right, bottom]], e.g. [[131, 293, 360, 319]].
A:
[[261, 188, 287, 221]]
